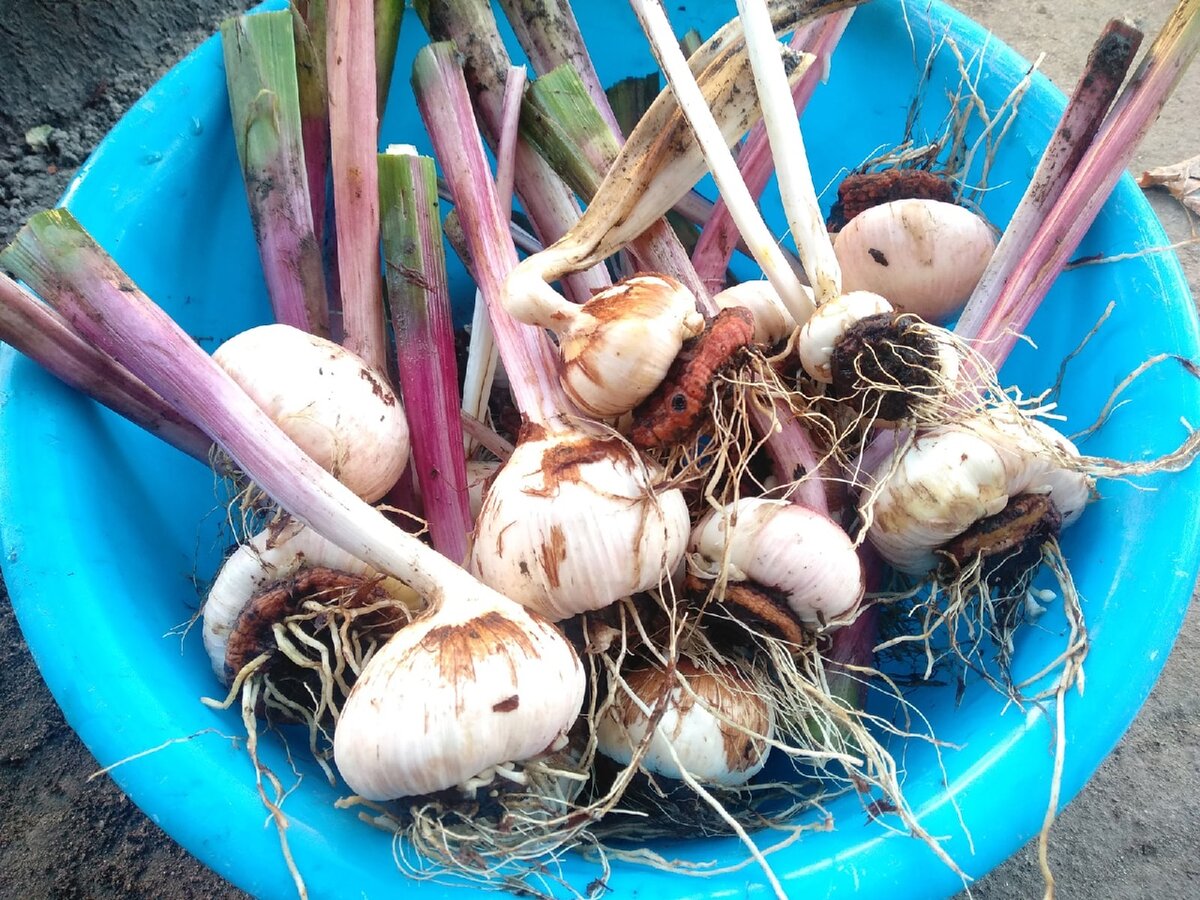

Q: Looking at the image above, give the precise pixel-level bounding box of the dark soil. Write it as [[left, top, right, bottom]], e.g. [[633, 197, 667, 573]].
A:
[[0, 2, 251, 897], [0, 0, 252, 242], [0, 586, 249, 900]]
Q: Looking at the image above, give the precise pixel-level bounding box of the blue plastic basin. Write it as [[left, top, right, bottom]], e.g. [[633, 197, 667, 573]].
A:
[[2, 1, 1198, 897]]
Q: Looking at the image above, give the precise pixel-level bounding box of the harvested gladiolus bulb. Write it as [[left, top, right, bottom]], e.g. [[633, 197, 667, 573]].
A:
[[470, 423, 691, 621], [864, 416, 1091, 578], [689, 497, 863, 629], [508, 271, 706, 418], [333, 587, 586, 800], [834, 198, 997, 323], [596, 658, 774, 786], [213, 323, 410, 502]]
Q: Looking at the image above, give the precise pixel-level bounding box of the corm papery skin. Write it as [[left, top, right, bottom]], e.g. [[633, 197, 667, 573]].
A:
[[213, 323, 410, 502], [596, 659, 774, 786], [470, 426, 691, 621], [691, 497, 864, 626], [333, 594, 586, 800]]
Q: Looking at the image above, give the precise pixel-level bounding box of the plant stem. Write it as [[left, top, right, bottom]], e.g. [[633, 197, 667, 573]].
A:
[[736, 0, 842, 306], [327, 0, 387, 372], [415, 0, 611, 305], [970, 0, 1200, 367], [497, 0, 623, 137], [605, 73, 660, 138], [495, 66, 527, 210], [460, 67, 525, 448], [692, 10, 853, 293], [956, 19, 1144, 346], [0, 269, 211, 461], [628, 0, 814, 326], [825, 576, 880, 709], [221, 11, 330, 336], [748, 401, 829, 514], [8, 210, 504, 608], [413, 42, 575, 425], [460, 288, 499, 440], [513, 14, 814, 301], [379, 149, 473, 561], [290, 2, 330, 254]]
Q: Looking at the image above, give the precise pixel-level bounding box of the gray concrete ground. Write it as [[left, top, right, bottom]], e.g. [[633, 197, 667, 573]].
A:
[[0, 1, 1196, 897]]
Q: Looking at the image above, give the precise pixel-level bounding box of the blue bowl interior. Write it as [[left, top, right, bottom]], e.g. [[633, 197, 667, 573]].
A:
[[2, 1, 1199, 898]]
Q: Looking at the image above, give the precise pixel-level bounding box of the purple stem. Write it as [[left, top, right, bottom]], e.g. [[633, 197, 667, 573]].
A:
[[9, 208, 495, 606], [970, 1, 1199, 366], [955, 19, 1143, 346], [749, 400, 830, 515], [417, 0, 610, 305], [221, 12, 330, 336], [413, 42, 577, 425], [495, 66, 528, 211], [379, 150, 473, 561], [0, 270, 211, 461]]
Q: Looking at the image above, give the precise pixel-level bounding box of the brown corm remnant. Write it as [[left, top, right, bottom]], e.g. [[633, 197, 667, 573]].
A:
[[223, 566, 402, 697], [938, 493, 1063, 594], [683, 573, 807, 646], [630, 307, 755, 450], [827, 169, 956, 232], [828, 313, 942, 422]]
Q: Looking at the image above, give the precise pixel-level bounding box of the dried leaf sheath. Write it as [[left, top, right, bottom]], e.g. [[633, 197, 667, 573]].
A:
[[512, 32, 814, 291]]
